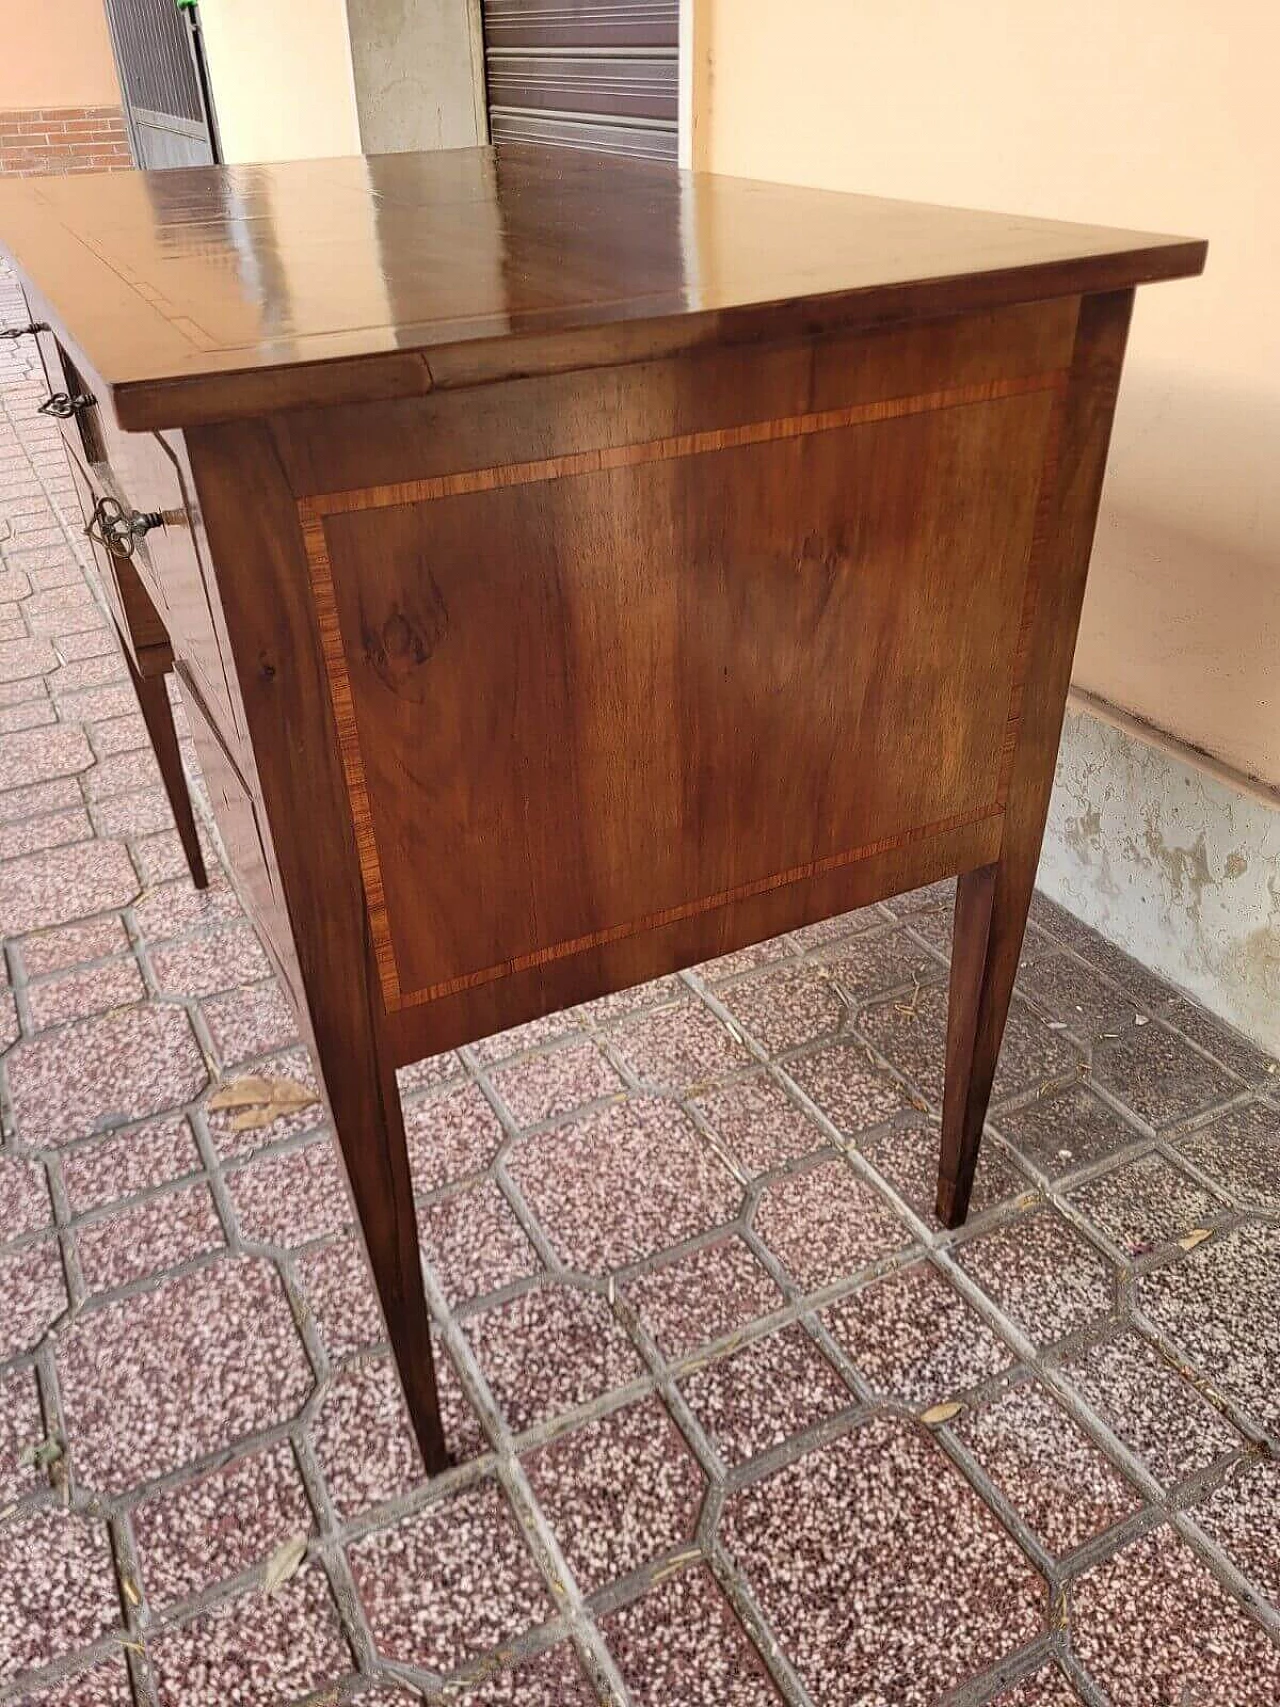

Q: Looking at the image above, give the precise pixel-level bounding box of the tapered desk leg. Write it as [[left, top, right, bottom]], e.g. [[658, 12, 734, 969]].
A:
[[937, 851, 1036, 1228], [127, 654, 208, 890]]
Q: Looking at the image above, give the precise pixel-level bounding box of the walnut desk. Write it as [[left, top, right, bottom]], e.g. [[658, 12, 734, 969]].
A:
[[0, 149, 1205, 1470]]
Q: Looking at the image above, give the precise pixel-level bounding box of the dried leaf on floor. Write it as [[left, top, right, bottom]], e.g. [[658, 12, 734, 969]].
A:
[[920, 1401, 963, 1426], [1179, 1228, 1213, 1251], [262, 1532, 309, 1595], [210, 1074, 319, 1130]]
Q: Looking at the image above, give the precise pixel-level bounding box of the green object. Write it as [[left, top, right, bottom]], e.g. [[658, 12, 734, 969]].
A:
[[175, 0, 197, 11]]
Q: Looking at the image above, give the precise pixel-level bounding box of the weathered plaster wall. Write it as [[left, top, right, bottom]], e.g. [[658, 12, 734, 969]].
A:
[[1039, 699, 1280, 1052], [344, 0, 485, 154]]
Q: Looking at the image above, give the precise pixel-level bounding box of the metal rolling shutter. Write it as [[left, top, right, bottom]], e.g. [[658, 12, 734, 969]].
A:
[[482, 2, 679, 162]]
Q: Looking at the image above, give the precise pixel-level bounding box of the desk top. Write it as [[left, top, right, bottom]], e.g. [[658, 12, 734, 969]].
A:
[[0, 144, 1205, 430]]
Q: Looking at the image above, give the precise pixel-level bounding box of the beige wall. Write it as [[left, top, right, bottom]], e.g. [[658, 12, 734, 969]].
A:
[[199, 0, 360, 162], [0, 0, 121, 109], [694, 0, 1280, 789]]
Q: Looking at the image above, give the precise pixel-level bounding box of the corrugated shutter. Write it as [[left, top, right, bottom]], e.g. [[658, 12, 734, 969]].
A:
[[482, 2, 679, 162]]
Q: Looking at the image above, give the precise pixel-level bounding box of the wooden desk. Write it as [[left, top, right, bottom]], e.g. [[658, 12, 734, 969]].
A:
[[0, 148, 1205, 1471]]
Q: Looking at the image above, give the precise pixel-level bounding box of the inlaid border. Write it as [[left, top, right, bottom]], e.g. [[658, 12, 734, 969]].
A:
[[298, 371, 1068, 1012]]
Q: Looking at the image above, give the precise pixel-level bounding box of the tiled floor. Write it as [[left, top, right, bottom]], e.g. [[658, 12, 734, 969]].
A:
[[2, 258, 1279, 1705]]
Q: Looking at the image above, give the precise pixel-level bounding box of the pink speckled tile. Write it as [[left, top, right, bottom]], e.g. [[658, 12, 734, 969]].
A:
[[692, 1074, 823, 1176], [783, 1039, 912, 1135], [469, 1007, 586, 1067], [789, 904, 889, 948], [0, 636, 56, 684], [442, 1643, 597, 1704], [1015, 951, 1140, 1043], [822, 1261, 1013, 1408], [603, 1566, 781, 1705], [294, 1233, 384, 1359], [203, 1045, 323, 1160], [405, 1080, 506, 1195], [201, 978, 297, 1067], [396, 1050, 464, 1094], [489, 1040, 620, 1128], [856, 1118, 1026, 1228], [1136, 1222, 1280, 1429], [6, 1652, 134, 1705], [1072, 1527, 1280, 1704], [147, 1564, 351, 1707], [464, 1282, 644, 1434], [524, 1396, 704, 1593], [988, 1663, 1083, 1705], [0, 986, 16, 1046], [0, 1239, 67, 1359], [753, 1159, 910, 1291], [226, 1136, 348, 1250], [1094, 1025, 1241, 1130], [819, 927, 940, 999], [508, 1097, 741, 1274], [0, 805, 93, 861], [954, 1209, 1115, 1347], [149, 922, 270, 998], [0, 725, 91, 791], [0, 777, 82, 824], [576, 973, 685, 1027], [58, 1256, 313, 1493], [0, 840, 138, 935], [52, 680, 135, 723], [953, 1379, 1140, 1555], [59, 1117, 202, 1213], [609, 998, 753, 1089], [0, 1155, 51, 1240], [7, 1003, 208, 1146], [132, 875, 242, 943], [75, 1183, 224, 1294], [721, 963, 848, 1057], [680, 1323, 851, 1465], [1058, 1329, 1240, 1489], [17, 914, 129, 976], [0, 699, 54, 734], [419, 1179, 540, 1305], [0, 1510, 120, 1684], [624, 1238, 783, 1361], [1193, 1458, 1280, 1610], [1067, 1152, 1228, 1256], [133, 1439, 312, 1605], [1174, 1101, 1280, 1212], [0, 1364, 45, 1502], [89, 711, 149, 755], [992, 1084, 1140, 1180], [83, 746, 160, 799], [722, 1417, 1045, 1706], [27, 956, 146, 1030], [313, 1351, 483, 1515], [695, 936, 793, 982], [350, 1479, 551, 1672]]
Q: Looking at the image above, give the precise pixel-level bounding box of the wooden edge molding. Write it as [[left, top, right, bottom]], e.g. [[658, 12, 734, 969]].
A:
[[298, 370, 1068, 1013]]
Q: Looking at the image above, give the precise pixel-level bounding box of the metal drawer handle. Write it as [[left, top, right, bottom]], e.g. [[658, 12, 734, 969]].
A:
[[0, 321, 49, 340], [85, 495, 165, 559], [38, 389, 95, 419]]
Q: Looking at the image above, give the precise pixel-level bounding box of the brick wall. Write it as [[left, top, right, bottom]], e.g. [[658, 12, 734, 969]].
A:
[[0, 105, 132, 175]]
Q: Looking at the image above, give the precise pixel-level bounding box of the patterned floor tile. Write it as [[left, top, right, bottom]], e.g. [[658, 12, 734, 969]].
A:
[[349, 1479, 552, 1672], [822, 1260, 1013, 1407], [988, 1662, 1083, 1705], [131, 874, 241, 943], [26, 956, 147, 1030], [0, 1155, 51, 1242], [793, 903, 896, 946], [856, 1118, 1026, 1228], [623, 1237, 784, 1360], [464, 1282, 644, 1434], [201, 978, 297, 1067], [0, 1239, 68, 1360], [8, 1004, 208, 1146], [1136, 1223, 1280, 1428], [1163, 998, 1278, 1089], [405, 1080, 507, 1195], [1173, 1101, 1280, 1211], [994, 1084, 1141, 1179], [953, 1379, 1141, 1554], [58, 1256, 313, 1493], [0, 804, 92, 861], [147, 1563, 351, 1706], [1067, 1152, 1227, 1256], [1094, 1024, 1242, 1129], [442, 1643, 598, 1704], [226, 1136, 348, 1250], [576, 973, 684, 1027], [1057, 1329, 1240, 1487], [1192, 1457, 1280, 1610], [203, 1045, 323, 1160], [602, 1566, 781, 1704], [819, 926, 940, 1001], [698, 935, 794, 982], [508, 1098, 741, 1274], [75, 1182, 224, 1294], [679, 1323, 851, 1465], [954, 1209, 1114, 1346], [691, 1073, 823, 1176], [6, 1653, 134, 1706], [396, 1049, 464, 1094], [419, 1180, 540, 1305], [0, 1364, 45, 1503], [608, 996, 754, 1088], [523, 1396, 704, 1593], [468, 1007, 586, 1068], [782, 1038, 911, 1134], [488, 1040, 620, 1128], [16, 914, 129, 976], [1015, 950, 1143, 1040], [0, 724, 91, 791], [0, 840, 138, 935], [133, 1439, 313, 1605], [1072, 1527, 1280, 1704], [59, 1117, 203, 1213], [722, 1416, 1045, 1706], [293, 1233, 384, 1359], [148, 921, 270, 998], [0, 1510, 120, 1684], [752, 1159, 911, 1291], [859, 986, 1077, 1108], [720, 963, 848, 1056]]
